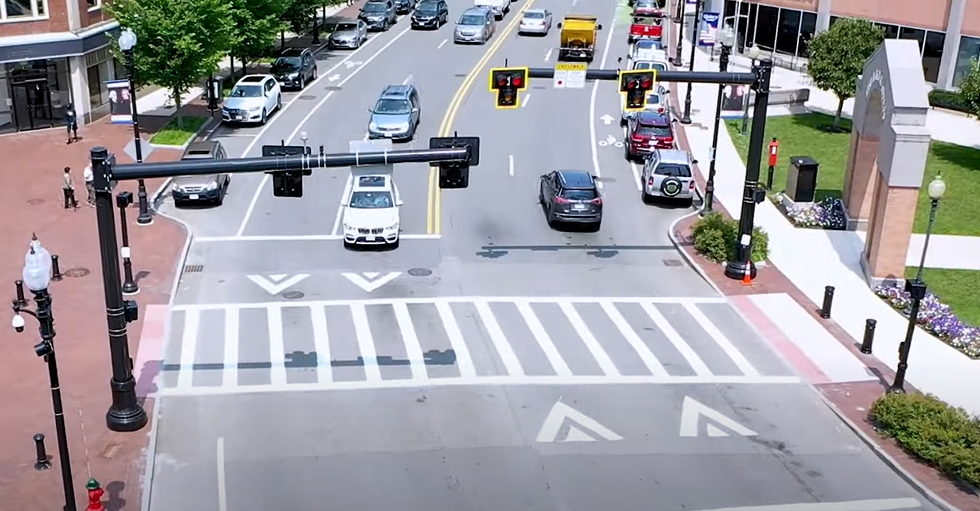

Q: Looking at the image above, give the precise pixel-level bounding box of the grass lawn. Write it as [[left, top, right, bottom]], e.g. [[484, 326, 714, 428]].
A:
[[725, 112, 980, 236], [149, 116, 208, 146], [906, 267, 980, 328]]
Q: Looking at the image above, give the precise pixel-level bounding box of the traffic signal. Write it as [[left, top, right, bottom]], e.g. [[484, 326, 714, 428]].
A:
[[430, 136, 481, 189], [619, 69, 657, 111], [263, 143, 312, 197], [489, 67, 529, 109]]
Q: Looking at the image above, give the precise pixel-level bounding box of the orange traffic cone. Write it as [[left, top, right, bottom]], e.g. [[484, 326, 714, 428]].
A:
[[741, 262, 753, 286]]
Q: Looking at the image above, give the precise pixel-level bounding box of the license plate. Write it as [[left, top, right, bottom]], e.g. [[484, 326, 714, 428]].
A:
[[189, 194, 199, 200], [366, 236, 376, 241], [235, 115, 244, 120], [384, 133, 393, 138], [573, 204, 587, 211]]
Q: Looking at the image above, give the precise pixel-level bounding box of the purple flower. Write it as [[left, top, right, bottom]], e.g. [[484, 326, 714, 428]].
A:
[[874, 284, 980, 358], [777, 194, 847, 230]]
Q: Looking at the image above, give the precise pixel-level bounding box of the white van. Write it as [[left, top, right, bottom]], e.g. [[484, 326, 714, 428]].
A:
[[474, 0, 509, 18]]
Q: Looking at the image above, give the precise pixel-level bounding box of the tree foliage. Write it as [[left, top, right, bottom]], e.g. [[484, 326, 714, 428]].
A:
[[957, 57, 980, 118], [806, 18, 885, 129], [229, 0, 286, 65], [282, 0, 321, 34], [107, 0, 234, 123]]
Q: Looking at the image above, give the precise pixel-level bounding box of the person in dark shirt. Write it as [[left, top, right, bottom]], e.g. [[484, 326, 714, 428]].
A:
[[65, 104, 78, 144]]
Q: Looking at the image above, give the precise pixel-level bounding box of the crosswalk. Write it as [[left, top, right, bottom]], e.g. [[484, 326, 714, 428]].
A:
[[157, 296, 799, 396]]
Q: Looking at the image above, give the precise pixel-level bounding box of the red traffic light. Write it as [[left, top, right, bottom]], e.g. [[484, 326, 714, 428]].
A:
[[640, 78, 652, 88], [511, 75, 523, 88], [497, 77, 508, 87], [627, 78, 638, 89]]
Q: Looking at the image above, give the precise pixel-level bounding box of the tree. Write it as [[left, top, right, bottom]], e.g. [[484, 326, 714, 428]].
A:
[[229, 0, 286, 71], [956, 57, 980, 117], [107, 0, 235, 127], [806, 18, 885, 130], [282, 0, 321, 35]]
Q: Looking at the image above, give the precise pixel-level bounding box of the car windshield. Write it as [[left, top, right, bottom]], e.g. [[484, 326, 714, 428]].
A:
[[335, 23, 358, 31], [524, 11, 545, 19], [654, 164, 691, 177], [636, 0, 657, 8], [349, 191, 394, 208], [633, 17, 660, 25], [229, 85, 263, 98], [561, 189, 597, 200], [272, 57, 301, 71], [374, 98, 412, 114], [459, 14, 484, 25], [637, 124, 672, 137], [417, 2, 438, 12], [362, 3, 385, 12]]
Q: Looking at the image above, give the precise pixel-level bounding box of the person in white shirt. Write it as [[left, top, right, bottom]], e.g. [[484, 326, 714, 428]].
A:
[[83, 165, 95, 205]]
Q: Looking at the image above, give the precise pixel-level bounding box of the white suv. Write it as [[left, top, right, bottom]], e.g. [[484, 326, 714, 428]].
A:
[[342, 174, 402, 249], [221, 75, 282, 125]]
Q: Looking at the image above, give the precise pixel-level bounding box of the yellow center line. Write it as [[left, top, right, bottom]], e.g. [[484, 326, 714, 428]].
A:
[[427, 0, 538, 234]]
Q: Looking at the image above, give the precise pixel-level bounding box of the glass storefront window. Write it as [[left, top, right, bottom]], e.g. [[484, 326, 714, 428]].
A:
[[799, 12, 817, 58], [754, 5, 779, 51], [900, 26, 926, 53], [2, 0, 45, 19], [953, 36, 980, 88], [775, 9, 800, 55], [5, 59, 72, 132], [875, 23, 900, 39], [922, 31, 945, 84]]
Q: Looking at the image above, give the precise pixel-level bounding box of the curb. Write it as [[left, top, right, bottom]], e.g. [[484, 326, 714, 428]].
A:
[[148, 115, 217, 151]]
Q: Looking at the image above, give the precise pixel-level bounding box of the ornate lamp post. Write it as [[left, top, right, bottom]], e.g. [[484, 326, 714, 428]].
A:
[[118, 28, 153, 226], [672, 0, 687, 66], [703, 26, 735, 215], [679, 0, 703, 125], [890, 174, 946, 393], [740, 45, 761, 135]]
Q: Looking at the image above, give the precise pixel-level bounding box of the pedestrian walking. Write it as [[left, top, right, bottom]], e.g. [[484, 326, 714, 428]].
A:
[[65, 104, 78, 144], [83, 164, 95, 205], [62, 167, 78, 209]]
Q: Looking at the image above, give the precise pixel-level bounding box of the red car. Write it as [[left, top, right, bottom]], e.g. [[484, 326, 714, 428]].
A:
[[628, 16, 663, 43], [632, 0, 663, 17], [625, 111, 676, 161]]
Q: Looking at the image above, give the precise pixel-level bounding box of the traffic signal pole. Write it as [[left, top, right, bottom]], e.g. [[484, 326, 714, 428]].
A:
[[525, 68, 757, 86]]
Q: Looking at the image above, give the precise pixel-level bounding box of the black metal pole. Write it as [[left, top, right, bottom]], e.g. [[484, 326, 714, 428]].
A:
[[740, 57, 754, 135], [915, 199, 940, 282], [118, 194, 139, 295], [91, 147, 147, 432], [680, 0, 702, 124], [673, 0, 686, 66], [890, 280, 927, 393], [34, 290, 78, 511], [703, 43, 730, 215], [724, 59, 772, 281], [526, 67, 757, 84], [125, 48, 153, 226], [312, 10, 321, 44]]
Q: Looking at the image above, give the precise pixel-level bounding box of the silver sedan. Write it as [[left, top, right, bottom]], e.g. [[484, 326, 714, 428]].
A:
[[518, 9, 552, 35]]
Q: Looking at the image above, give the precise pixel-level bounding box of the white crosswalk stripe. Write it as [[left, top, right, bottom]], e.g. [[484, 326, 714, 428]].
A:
[[158, 297, 800, 396]]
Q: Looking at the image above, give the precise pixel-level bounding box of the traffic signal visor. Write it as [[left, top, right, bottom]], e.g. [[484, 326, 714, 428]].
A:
[[488, 67, 529, 91]]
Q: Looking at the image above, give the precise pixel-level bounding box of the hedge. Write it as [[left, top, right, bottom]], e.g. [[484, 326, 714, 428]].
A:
[[928, 90, 973, 115], [870, 392, 980, 488], [691, 212, 769, 263]]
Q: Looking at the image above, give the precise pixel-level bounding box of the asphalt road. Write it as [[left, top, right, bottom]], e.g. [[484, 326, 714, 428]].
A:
[[146, 0, 943, 509]]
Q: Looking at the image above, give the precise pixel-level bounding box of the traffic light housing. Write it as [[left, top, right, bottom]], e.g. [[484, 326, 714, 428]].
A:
[[489, 67, 529, 109], [619, 70, 657, 112], [263, 143, 312, 197], [430, 135, 481, 189]]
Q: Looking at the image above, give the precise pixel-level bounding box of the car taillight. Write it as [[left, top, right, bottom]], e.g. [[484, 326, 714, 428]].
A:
[[648, 177, 654, 186], [555, 196, 571, 204], [658, 107, 664, 114], [689, 181, 695, 190], [590, 198, 602, 205], [632, 133, 649, 142]]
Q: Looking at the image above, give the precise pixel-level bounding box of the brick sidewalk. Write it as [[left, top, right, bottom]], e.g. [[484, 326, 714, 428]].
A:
[[0, 115, 186, 510], [665, 22, 979, 511]]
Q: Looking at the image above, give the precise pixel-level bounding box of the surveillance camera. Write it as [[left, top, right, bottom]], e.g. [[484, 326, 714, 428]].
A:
[[11, 314, 25, 333]]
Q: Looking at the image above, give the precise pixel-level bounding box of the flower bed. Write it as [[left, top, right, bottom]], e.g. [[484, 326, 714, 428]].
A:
[[773, 193, 847, 230], [875, 284, 980, 358]]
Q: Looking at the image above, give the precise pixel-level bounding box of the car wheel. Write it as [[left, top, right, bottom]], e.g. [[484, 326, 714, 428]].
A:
[[299, 76, 305, 90], [277, 94, 282, 110], [641, 190, 652, 204], [343, 241, 354, 250], [546, 214, 557, 229], [620, 117, 626, 127], [312, 67, 317, 80], [623, 143, 631, 161], [591, 221, 601, 232], [260, 108, 267, 125], [391, 238, 400, 250], [215, 192, 224, 206], [681, 197, 694, 208]]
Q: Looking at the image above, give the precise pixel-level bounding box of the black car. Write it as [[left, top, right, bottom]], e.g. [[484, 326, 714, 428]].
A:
[[270, 48, 317, 90], [412, 0, 448, 28], [538, 170, 603, 230], [360, 0, 398, 31], [394, 0, 417, 15]]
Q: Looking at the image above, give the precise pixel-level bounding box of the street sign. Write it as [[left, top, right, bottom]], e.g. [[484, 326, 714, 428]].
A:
[[553, 63, 587, 89]]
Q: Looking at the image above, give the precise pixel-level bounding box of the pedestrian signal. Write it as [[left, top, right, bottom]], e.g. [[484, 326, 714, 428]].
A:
[[619, 70, 657, 112], [489, 67, 529, 109]]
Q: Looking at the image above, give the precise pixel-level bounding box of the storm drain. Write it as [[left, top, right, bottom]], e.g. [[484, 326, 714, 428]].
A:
[[183, 265, 204, 273], [662, 259, 684, 267], [297, 95, 317, 100], [323, 86, 342, 91]]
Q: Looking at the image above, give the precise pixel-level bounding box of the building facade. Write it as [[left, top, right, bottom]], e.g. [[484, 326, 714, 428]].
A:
[[706, 0, 980, 90], [0, 0, 124, 134]]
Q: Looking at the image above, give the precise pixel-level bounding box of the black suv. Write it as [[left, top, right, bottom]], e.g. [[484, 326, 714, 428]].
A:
[[412, 0, 448, 28], [270, 48, 317, 90], [394, 0, 417, 15], [538, 170, 603, 230]]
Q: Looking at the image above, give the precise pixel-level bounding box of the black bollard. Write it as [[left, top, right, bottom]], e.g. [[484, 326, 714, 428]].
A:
[[766, 165, 775, 190], [819, 285, 835, 319], [33, 433, 51, 471], [14, 279, 28, 307], [861, 319, 877, 354], [51, 255, 63, 282]]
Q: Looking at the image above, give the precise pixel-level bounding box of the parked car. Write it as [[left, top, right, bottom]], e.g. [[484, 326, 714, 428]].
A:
[[621, 84, 670, 125], [454, 7, 495, 44], [270, 47, 317, 90], [628, 15, 662, 43], [360, 0, 397, 31], [172, 141, 230, 206], [329, 19, 368, 49], [518, 9, 552, 35], [221, 75, 282, 125], [538, 170, 603, 230], [411, 0, 449, 28], [474, 0, 508, 19], [368, 84, 421, 141], [633, 0, 664, 17], [640, 148, 697, 206], [625, 111, 676, 161]]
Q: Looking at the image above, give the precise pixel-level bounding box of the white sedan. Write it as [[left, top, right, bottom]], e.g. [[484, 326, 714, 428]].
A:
[[519, 9, 552, 35]]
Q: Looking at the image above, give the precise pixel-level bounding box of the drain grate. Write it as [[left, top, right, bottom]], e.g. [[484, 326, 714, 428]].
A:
[[323, 86, 342, 91], [297, 94, 317, 100], [663, 259, 684, 267], [408, 268, 432, 277], [283, 291, 305, 300], [183, 265, 204, 273]]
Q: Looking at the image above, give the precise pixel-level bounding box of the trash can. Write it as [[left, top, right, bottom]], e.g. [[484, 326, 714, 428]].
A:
[[785, 156, 819, 202]]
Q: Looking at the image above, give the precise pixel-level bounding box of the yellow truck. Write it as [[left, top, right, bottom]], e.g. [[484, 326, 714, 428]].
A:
[[556, 15, 603, 62]]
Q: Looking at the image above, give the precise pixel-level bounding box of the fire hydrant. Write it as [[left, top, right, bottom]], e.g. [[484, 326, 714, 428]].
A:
[[86, 478, 105, 511]]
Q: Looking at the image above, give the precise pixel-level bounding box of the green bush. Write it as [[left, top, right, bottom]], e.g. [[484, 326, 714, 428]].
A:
[[691, 213, 770, 263], [928, 89, 973, 115], [870, 392, 980, 488]]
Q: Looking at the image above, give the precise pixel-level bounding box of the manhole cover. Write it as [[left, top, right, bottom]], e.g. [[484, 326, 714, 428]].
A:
[[27, 198, 44, 205], [282, 291, 305, 300], [323, 86, 342, 91], [297, 95, 317, 100], [183, 265, 203, 273], [407, 268, 432, 277], [663, 259, 684, 267], [63, 268, 90, 278]]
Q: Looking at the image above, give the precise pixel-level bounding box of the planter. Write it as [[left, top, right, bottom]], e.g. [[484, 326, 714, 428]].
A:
[[772, 192, 847, 230], [874, 284, 980, 359]]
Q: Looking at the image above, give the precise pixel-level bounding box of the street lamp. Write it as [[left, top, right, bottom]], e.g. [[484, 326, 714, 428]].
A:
[[117, 192, 139, 295], [118, 28, 153, 226], [673, 0, 687, 66], [680, 0, 703, 125], [703, 26, 735, 214], [740, 45, 761, 135], [890, 174, 946, 393], [10, 236, 78, 511]]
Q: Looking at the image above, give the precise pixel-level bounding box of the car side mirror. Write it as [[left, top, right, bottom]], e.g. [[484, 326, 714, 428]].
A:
[[556, 22, 562, 28], [396, 199, 404, 206], [597, 24, 602, 30], [671, 118, 678, 123], [663, 88, 670, 94], [692, 159, 699, 165], [617, 57, 623, 64]]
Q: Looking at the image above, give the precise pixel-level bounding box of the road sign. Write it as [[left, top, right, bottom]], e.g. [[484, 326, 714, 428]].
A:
[[553, 63, 587, 89]]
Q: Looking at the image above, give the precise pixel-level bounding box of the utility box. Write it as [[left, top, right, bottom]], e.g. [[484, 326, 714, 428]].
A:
[[786, 156, 819, 202]]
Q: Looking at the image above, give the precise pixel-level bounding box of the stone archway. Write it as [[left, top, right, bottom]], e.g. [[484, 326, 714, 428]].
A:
[[842, 39, 932, 286]]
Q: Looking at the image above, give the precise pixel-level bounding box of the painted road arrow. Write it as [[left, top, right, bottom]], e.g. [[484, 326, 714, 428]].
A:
[[342, 271, 401, 292], [600, 114, 614, 125], [247, 274, 309, 295]]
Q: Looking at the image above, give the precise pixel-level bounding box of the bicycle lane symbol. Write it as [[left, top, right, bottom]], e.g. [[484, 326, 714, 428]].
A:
[[597, 134, 624, 148]]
